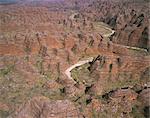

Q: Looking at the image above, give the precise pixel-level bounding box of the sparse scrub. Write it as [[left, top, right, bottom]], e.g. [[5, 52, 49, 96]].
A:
[[0, 110, 9, 118], [35, 57, 44, 75], [71, 44, 78, 54], [90, 23, 94, 30], [0, 65, 15, 77], [130, 105, 145, 118]]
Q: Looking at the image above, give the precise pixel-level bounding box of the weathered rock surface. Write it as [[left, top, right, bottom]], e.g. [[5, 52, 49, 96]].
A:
[[11, 96, 81, 118], [0, 0, 149, 118]]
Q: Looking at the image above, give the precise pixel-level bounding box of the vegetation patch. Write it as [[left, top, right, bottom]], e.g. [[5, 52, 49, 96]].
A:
[[0, 65, 15, 77], [0, 110, 9, 118]]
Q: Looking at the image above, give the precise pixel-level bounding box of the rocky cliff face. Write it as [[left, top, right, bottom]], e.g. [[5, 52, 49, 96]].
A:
[[0, 0, 149, 118]]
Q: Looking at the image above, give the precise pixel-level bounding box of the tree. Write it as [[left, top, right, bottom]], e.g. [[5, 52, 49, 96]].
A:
[[77, 33, 84, 43], [109, 64, 113, 73], [39, 45, 48, 57], [24, 36, 31, 55], [90, 23, 94, 30], [71, 44, 78, 54], [56, 62, 60, 76]]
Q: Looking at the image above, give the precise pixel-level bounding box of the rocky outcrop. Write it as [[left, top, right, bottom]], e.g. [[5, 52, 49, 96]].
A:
[[12, 96, 81, 118], [78, 0, 149, 50], [138, 88, 150, 105]]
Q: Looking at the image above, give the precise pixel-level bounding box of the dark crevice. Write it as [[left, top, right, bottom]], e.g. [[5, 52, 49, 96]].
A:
[[139, 27, 148, 49], [74, 96, 81, 102], [143, 106, 150, 118], [85, 84, 93, 94], [102, 90, 115, 100], [59, 87, 66, 95], [109, 64, 113, 73], [121, 87, 129, 89], [86, 98, 92, 105]]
